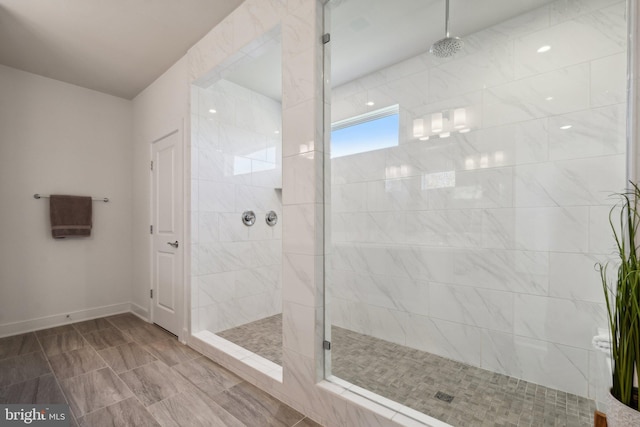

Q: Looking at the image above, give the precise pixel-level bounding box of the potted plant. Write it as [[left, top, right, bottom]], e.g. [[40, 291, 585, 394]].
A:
[[598, 182, 640, 426]]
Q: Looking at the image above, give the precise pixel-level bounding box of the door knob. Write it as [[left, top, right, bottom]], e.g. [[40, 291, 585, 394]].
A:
[[167, 241, 179, 248]]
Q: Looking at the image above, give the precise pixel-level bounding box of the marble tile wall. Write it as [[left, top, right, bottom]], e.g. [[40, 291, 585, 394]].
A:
[[327, 0, 627, 400], [191, 79, 283, 334], [187, 3, 371, 426], [180, 0, 637, 425]]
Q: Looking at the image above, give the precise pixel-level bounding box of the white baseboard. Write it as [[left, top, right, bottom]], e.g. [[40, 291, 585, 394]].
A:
[[130, 302, 149, 321], [0, 302, 139, 338]]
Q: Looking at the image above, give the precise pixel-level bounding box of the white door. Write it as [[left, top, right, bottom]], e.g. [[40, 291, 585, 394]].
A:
[[151, 129, 183, 336]]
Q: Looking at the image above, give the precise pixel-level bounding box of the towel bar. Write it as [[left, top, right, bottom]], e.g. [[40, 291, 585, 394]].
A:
[[34, 194, 109, 203]]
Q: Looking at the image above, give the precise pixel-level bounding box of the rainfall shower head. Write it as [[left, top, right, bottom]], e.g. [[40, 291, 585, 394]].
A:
[[430, 36, 464, 58], [430, 0, 463, 58]]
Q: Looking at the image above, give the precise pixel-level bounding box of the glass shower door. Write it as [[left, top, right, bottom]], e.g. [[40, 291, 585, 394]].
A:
[[323, 0, 629, 424]]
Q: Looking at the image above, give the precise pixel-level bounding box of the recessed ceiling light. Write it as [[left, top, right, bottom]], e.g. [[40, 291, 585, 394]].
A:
[[560, 125, 572, 130], [209, 109, 217, 114], [545, 96, 554, 101], [537, 45, 551, 53], [274, 130, 280, 134], [366, 101, 375, 106]]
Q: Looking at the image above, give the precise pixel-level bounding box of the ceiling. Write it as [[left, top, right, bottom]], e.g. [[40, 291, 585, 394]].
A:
[[328, 0, 556, 87], [0, 0, 245, 99], [0, 0, 556, 101], [225, 0, 555, 101]]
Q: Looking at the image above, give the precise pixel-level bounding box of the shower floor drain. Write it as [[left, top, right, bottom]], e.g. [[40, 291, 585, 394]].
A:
[[435, 391, 455, 403]]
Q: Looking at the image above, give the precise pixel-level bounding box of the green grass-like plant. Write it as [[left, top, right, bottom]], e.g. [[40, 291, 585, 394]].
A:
[[598, 182, 640, 409]]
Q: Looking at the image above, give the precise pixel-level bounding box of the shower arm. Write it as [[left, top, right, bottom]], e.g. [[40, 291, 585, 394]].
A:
[[444, 0, 451, 38]]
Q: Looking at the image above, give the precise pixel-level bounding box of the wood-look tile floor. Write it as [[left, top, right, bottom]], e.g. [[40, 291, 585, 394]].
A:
[[219, 315, 597, 427], [0, 313, 321, 427]]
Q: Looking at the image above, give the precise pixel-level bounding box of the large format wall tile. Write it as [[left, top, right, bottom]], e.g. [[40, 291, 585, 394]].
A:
[[514, 155, 625, 207], [548, 104, 626, 161], [403, 313, 483, 367], [513, 294, 607, 349], [591, 53, 627, 107], [192, 76, 283, 335], [513, 207, 589, 252], [326, 0, 626, 400], [481, 330, 589, 397], [430, 42, 514, 101], [429, 283, 514, 333], [483, 64, 590, 128], [514, 2, 626, 79]]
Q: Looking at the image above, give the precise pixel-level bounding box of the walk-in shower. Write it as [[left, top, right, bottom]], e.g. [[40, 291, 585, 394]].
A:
[[323, 0, 630, 425], [189, 28, 284, 368]]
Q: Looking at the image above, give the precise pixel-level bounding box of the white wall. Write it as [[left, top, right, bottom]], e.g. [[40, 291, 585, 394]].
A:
[[191, 80, 282, 334], [0, 64, 133, 336], [327, 0, 626, 400], [131, 57, 189, 321]]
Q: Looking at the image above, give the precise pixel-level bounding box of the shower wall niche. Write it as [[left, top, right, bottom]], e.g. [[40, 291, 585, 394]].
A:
[[191, 78, 282, 335]]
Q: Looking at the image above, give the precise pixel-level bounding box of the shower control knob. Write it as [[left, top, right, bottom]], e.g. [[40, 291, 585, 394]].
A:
[[242, 210, 256, 226], [265, 211, 278, 227]]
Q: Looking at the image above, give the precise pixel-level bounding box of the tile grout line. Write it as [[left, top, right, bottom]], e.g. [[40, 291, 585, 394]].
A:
[[6, 314, 322, 426], [33, 326, 80, 427], [78, 315, 167, 424], [40, 316, 149, 424], [61, 320, 116, 423]]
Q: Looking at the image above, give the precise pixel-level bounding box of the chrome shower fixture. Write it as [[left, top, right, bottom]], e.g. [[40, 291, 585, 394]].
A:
[[430, 0, 464, 58]]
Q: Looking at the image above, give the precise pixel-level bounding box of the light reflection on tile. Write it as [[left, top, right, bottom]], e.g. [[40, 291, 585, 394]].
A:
[[0, 333, 40, 360], [147, 387, 245, 427], [82, 328, 131, 351], [142, 338, 200, 367], [119, 361, 192, 407], [60, 367, 133, 417], [215, 382, 305, 427], [98, 342, 157, 374], [0, 374, 66, 404], [48, 347, 106, 379], [39, 331, 87, 357], [0, 352, 51, 388], [78, 397, 160, 427]]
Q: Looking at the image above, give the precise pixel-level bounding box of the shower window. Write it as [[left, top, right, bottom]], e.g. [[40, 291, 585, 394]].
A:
[[331, 105, 399, 158]]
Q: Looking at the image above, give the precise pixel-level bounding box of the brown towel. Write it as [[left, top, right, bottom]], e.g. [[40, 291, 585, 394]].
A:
[[49, 195, 92, 238]]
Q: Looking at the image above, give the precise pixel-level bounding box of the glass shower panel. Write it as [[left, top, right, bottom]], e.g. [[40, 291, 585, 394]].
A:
[[190, 28, 284, 366], [324, 0, 628, 424]]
